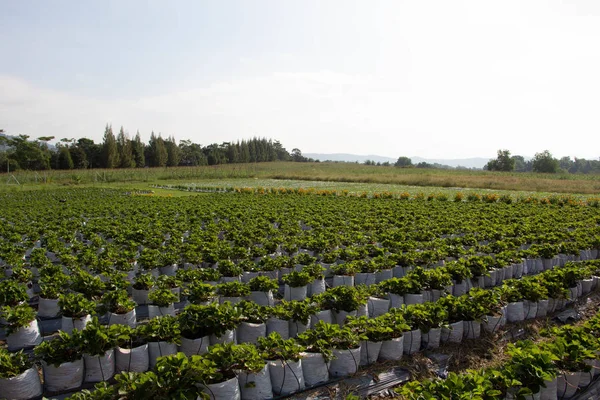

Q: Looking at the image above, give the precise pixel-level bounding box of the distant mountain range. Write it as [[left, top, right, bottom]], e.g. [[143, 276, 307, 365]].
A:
[[304, 153, 491, 169]]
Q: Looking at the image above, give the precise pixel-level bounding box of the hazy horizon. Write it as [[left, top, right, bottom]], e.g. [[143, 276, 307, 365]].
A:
[[2, 1, 599, 160]]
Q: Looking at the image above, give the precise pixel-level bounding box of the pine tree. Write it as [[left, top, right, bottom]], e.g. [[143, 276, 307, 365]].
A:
[[132, 131, 145, 167], [165, 136, 181, 167], [117, 126, 134, 168], [103, 124, 119, 168]]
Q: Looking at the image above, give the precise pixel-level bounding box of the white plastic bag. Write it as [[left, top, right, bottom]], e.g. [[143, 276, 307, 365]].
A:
[[404, 293, 424, 305], [539, 377, 557, 400], [388, 293, 404, 309], [422, 328, 441, 350], [237, 322, 267, 345], [238, 364, 272, 400], [300, 352, 329, 387], [0, 367, 43, 400], [61, 314, 92, 334], [403, 329, 421, 355], [309, 278, 326, 297], [211, 329, 236, 345], [332, 275, 354, 287], [6, 319, 42, 351], [116, 344, 149, 373], [267, 318, 290, 339], [523, 301, 538, 320], [379, 336, 404, 361], [249, 291, 274, 306], [310, 309, 332, 326], [333, 310, 356, 326], [289, 319, 309, 338], [179, 336, 210, 356], [556, 372, 579, 399], [368, 297, 390, 318], [359, 340, 382, 365], [507, 302, 525, 322], [37, 297, 60, 318], [132, 289, 150, 305], [329, 348, 361, 377], [441, 321, 464, 343], [354, 272, 376, 286], [84, 349, 115, 382], [148, 304, 176, 319], [463, 321, 481, 339], [201, 376, 241, 400], [148, 341, 177, 369], [284, 285, 308, 301], [268, 359, 305, 396], [42, 359, 84, 392], [108, 309, 137, 328]]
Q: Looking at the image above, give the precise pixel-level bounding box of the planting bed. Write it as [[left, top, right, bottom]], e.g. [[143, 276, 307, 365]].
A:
[[0, 188, 600, 399]]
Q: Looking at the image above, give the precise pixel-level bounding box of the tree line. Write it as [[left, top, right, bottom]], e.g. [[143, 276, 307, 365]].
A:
[[0, 126, 311, 172], [484, 149, 600, 174]]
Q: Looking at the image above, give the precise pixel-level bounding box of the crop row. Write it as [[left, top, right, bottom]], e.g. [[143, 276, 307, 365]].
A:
[[1, 259, 599, 399]]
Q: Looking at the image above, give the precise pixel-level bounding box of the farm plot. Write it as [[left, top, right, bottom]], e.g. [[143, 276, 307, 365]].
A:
[[1, 188, 600, 399]]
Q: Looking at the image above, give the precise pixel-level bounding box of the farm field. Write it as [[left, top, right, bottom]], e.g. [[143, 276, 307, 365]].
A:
[[2, 161, 600, 194], [1, 187, 600, 399]]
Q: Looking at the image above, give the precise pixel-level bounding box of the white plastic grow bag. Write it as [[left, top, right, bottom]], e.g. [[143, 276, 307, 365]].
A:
[[210, 329, 236, 345], [284, 285, 308, 301], [379, 336, 404, 361], [42, 359, 84, 392], [179, 336, 210, 356], [403, 329, 421, 355], [238, 364, 272, 400], [248, 291, 274, 306], [108, 309, 137, 328], [422, 328, 441, 350], [148, 304, 176, 319], [332, 275, 354, 287], [329, 348, 361, 377], [506, 302, 525, 323], [116, 344, 149, 372], [359, 340, 382, 365], [267, 318, 290, 339], [539, 377, 557, 400], [61, 314, 92, 334], [84, 349, 115, 383], [375, 269, 393, 283], [132, 289, 150, 305], [463, 321, 481, 339], [0, 367, 43, 400], [300, 352, 329, 387], [441, 321, 464, 343], [483, 314, 504, 333], [268, 359, 305, 396], [308, 278, 326, 297], [368, 297, 390, 318], [333, 310, 356, 326], [310, 309, 332, 326], [6, 319, 42, 351], [201, 376, 241, 400], [148, 341, 177, 368], [404, 293, 424, 305], [38, 297, 60, 318], [289, 319, 309, 338], [355, 272, 376, 287], [556, 371, 579, 399], [237, 322, 267, 345], [388, 293, 404, 309], [523, 301, 538, 320]]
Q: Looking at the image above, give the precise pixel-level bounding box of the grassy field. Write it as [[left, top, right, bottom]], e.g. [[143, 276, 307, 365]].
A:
[[1, 161, 599, 195]]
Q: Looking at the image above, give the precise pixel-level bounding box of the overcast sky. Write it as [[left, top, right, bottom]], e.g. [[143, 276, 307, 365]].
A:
[[1, 1, 599, 159]]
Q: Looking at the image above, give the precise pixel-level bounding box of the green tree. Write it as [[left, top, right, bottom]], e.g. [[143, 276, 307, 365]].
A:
[[147, 132, 168, 167], [117, 127, 134, 168], [532, 150, 559, 173], [103, 124, 119, 168], [394, 156, 412, 167], [132, 131, 145, 167], [165, 136, 181, 167], [485, 149, 515, 171], [7, 135, 52, 170]]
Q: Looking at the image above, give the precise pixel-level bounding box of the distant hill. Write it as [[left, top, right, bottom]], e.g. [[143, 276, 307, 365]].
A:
[[304, 153, 490, 169]]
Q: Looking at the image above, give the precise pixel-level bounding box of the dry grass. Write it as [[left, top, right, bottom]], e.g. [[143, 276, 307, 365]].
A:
[[1, 162, 599, 194]]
